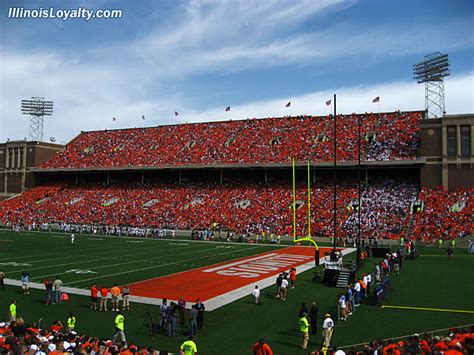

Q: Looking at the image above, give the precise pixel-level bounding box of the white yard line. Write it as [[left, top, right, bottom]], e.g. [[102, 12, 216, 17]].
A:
[[24, 244, 207, 277], [63, 245, 270, 286]]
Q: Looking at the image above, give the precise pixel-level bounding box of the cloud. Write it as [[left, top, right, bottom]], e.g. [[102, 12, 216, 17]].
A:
[[1, 47, 471, 144], [177, 72, 474, 123], [1, 0, 473, 143]]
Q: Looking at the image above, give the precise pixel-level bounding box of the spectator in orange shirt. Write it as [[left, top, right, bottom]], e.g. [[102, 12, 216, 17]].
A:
[[99, 286, 109, 311], [50, 320, 63, 333], [252, 338, 273, 355], [110, 284, 121, 312], [90, 283, 98, 310]]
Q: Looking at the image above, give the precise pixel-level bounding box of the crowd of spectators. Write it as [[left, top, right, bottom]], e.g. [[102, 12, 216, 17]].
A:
[[0, 318, 159, 354], [318, 327, 474, 355], [0, 179, 471, 242], [40, 111, 422, 169], [411, 187, 473, 242]]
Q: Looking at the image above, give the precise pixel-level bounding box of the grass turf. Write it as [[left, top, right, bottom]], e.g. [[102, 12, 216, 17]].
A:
[[0, 230, 473, 354]]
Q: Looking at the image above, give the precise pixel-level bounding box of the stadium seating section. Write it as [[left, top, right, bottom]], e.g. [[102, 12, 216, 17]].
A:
[[40, 111, 422, 169], [0, 181, 471, 242]]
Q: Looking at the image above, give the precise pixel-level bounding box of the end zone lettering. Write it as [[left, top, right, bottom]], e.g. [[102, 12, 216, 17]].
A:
[[202, 253, 312, 278]]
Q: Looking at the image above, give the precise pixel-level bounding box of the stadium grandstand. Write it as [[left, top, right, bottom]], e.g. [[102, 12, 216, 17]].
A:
[[0, 110, 472, 243]]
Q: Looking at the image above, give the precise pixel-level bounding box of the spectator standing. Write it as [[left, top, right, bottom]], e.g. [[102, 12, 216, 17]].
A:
[[178, 297, 186, 326], [90, 283, 98, 310], [195, 299, 205, 329], [252, 285, 261, 305], [166, 302, 177, 337], [188, 305, 198, 336], [20, 272, 30, 295], [112, 310, 126, 345], [122, 285, 130, 310], [279, 276, 289, 301], [275, 273, 283, 298], [53, 276, 63, 304], [322, 313, 334, 348], [252, 338, 273, 355], [299, 312, 309, 350], [180, 335, 198, 355], [309, 301, 319, 335], [99, 286, 108, 311], [110, 284, 121, 311], [353, 280, 361, 306], [160, 299, 168, 331], [44, 278, 53, 305], [289, 268, 297, 289]]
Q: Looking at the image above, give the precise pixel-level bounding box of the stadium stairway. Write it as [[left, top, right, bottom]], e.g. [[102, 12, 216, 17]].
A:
[[336, 270, 351, 288]]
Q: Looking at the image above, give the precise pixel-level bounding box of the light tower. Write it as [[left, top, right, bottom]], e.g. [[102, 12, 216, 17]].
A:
[[21, 97, 54, 141], [413, 52, 450, 118]]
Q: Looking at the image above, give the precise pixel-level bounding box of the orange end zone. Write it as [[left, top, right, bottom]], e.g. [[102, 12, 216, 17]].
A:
[[128, 246, 334, 302]]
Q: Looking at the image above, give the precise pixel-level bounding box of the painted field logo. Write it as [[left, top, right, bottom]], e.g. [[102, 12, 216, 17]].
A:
[[202, 253, 312, 278]]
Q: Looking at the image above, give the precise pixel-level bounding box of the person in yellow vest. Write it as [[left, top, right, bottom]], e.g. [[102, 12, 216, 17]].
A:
[[400, 235, 404, 246], [299, 312, 309, 350], [451, 239, 456, 248], [112, 310, 126, 344], [67, 312, 76, 332], [180, 335, 198, 355], [438, 238, 443, 248], [9, 300, 17, 322]]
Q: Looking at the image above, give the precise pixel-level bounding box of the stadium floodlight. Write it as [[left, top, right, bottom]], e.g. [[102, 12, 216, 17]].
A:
[[413, 52, 450, 118], [21, 97, 54, 141]]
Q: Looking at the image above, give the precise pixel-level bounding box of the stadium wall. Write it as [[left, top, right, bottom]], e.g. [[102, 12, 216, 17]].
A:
[[420, 113, 474, 190]]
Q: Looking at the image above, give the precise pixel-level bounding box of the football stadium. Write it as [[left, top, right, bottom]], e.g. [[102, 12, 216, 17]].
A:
[[1, 1, 473, 355]]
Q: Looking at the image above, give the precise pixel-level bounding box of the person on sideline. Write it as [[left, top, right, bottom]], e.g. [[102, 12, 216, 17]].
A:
[[21, 272, 30, 295], [53, 276, 63, 304], [323, 313, 334, 348], [9, 300, 17, 322], [122, 285, 130, 310], [67, 312, 76, 332], [180, 335, 198, 355], [112, 310, 126, 345], [100, 286, 109, 311], [110, 284, 121, 312], [299, 312, 310, 349], [252, 285, 261, 305], [90, 283, 98, 310]]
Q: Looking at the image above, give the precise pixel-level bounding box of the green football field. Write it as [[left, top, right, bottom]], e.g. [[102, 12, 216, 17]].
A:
[[0, 230, 287, 288], [0, 230, 473, 354]]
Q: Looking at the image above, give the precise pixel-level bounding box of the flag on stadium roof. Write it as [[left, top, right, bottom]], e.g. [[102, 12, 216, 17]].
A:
[[225, 106, 231, 112], [142, 115, 146, 120], [372, 96, 380, 103], [326, 100, 331, 106], [175, 111, 179, 117], [285, 101, 291, 107], [112, 117, 116, 121], [49, 137, 56, 142]]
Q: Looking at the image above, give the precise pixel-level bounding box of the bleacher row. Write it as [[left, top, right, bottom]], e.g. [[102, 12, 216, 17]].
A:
[[40, 111, 422, 169], [0, 181, 471, 241]]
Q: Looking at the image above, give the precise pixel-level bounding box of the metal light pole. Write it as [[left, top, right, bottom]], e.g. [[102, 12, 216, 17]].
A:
[[333, 94, 337, 251]]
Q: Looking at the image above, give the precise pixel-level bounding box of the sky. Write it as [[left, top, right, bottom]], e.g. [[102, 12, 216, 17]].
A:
[[0, 0, 473, 143]]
